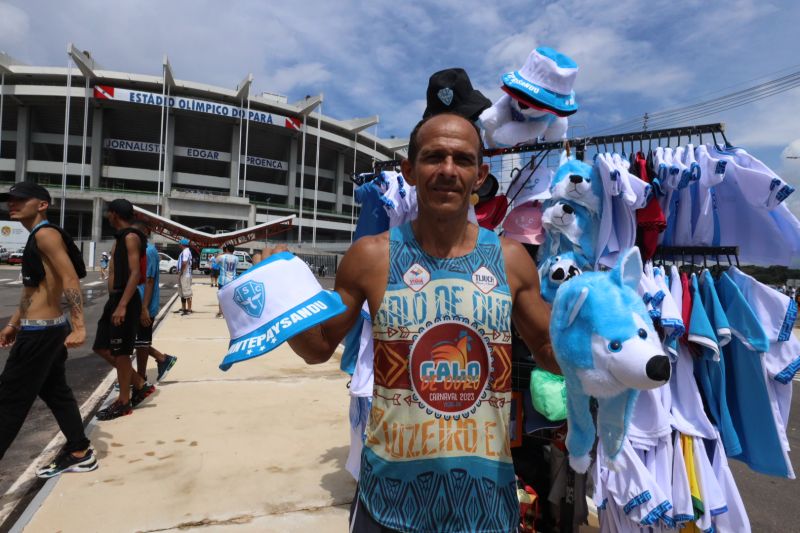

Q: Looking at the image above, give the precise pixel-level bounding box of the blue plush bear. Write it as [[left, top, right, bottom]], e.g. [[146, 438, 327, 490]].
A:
[[541, 200, 596, 263], [539, 159, 602, 267], [549, 247, 671, 473], [538, 251, 590, 303], [549, 159, 603, 215]]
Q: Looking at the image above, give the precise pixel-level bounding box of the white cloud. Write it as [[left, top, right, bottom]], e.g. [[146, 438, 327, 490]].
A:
[[270, 63, 332, 95], [718, 88, 800, 148], [0, 2, 30, 48]]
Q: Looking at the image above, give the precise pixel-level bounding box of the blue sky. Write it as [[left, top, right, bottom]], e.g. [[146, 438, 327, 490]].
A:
[[2, 0, 800, 217]]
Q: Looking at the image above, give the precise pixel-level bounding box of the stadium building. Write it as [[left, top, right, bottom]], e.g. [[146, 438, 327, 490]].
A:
[[0, 47, 407, 255]]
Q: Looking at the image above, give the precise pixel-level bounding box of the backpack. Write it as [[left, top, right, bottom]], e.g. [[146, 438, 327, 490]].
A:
[[22, 223, 87, 287]]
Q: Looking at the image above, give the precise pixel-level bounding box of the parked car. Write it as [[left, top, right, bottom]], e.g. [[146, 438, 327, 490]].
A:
[[234, 250, 253, 271], [8, 248, 24, 265], [159, 252, 178, 274], [0, 247, 9, 264]]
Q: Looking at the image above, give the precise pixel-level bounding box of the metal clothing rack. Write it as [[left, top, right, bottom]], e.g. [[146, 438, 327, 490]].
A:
[[653, 245, 741, 268], [483, 122, 727, 157]]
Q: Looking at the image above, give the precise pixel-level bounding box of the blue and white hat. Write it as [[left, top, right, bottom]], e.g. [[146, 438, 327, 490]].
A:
[[502, 47, 578, 116]]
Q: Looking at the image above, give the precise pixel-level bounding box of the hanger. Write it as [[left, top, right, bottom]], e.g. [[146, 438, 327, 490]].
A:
[[710, 254, 724, 279], [720, 129, 733, 149]]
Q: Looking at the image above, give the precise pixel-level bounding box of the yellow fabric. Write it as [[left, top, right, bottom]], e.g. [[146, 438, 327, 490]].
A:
[[681, 433, 704, 524]]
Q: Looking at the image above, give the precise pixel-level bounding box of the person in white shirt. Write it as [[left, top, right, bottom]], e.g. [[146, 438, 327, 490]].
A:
[[177, 238, 193, 315], [215, 244, 239, 318]]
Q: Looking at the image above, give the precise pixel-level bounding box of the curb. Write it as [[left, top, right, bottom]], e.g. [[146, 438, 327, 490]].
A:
[[1, 291, 181, 532]]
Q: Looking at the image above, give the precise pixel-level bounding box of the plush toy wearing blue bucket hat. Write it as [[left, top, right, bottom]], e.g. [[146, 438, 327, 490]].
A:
[[479, 47, 578, 148]]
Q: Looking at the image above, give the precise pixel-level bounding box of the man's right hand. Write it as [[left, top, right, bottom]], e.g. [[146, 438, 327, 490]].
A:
[[140, 308, 152, 327], [0, 325, 17, 348]]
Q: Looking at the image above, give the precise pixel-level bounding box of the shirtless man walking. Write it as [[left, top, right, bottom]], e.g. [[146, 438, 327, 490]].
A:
[[0, 182, 97, 478]]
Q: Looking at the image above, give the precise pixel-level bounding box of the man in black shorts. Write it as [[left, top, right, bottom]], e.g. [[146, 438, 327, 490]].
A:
[[0, 182, 97, 477], [93, 199, 154, 420]]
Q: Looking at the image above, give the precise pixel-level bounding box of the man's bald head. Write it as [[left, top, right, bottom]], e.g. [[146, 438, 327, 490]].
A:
[[406, 113, 484, 164]]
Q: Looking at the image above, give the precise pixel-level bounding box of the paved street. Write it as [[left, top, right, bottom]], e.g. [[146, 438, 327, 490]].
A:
[[0, 266, 177, 506]]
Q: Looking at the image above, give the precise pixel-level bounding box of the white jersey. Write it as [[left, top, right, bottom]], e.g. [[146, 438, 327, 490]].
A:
[[692, 144, 727, 246], [709, 145, 800, 265], [595, 153, 649, 268]]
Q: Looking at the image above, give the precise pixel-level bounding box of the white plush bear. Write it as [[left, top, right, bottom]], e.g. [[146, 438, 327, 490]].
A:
[[479, 47, 578, 148], [480, 93, 568, 148]]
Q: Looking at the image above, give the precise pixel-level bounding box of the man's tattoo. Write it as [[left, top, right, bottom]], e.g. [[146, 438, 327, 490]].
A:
[[19, 295, 32, 318], [64, 288, 84, 325]]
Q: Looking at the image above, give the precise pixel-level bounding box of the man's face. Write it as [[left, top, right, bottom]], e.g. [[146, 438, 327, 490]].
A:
[[402, 115, 488, 218], [7, 196, 47, 221], [105, 210, 121, 229]]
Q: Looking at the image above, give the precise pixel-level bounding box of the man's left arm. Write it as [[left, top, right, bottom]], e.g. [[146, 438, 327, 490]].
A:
[[37, 229, 86, 347], [140, 249, 157, 327], [502, 238, 561, 375], [112, 233, 141, 326]]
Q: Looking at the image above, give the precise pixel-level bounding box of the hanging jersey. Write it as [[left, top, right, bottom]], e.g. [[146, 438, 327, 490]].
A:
[[360, 222, 516, 533], [670, 342, 717, 440], [354, 181, 391, 240], [349, 304, 375, 398], [709, 146, 800, 266], [689, 274, 743, 456], [715, 274, 792, 478], [692, 145, 725, 246], [710, 431, 751, 533], [675, 145, 702, 246], [727, 266, 797, 343], [670, 432, 694, 526]]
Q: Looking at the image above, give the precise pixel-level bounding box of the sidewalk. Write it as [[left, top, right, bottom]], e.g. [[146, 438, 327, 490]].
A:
[[14, 283, 356, 532]]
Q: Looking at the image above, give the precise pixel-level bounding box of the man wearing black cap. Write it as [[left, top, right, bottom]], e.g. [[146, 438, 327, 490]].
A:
[[93, 199, 154, 420], [0, 182, 98, 477]]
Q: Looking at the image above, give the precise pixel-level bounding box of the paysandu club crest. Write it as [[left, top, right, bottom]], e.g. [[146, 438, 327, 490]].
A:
[[233, 280, 265, 318]]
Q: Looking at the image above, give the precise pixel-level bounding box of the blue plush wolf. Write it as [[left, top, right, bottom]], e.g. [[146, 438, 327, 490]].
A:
[[549, 247, 671, 473]]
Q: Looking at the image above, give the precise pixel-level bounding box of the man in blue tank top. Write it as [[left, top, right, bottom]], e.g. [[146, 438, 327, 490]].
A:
[[285, 113, 559, 533]]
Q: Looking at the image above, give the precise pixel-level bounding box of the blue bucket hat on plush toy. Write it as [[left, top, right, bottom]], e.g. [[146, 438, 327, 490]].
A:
[[502, 47, 579, 116], [180, 238, 190, 246]]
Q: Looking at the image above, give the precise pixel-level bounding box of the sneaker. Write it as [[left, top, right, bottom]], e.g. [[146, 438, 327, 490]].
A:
[[112, 382, 134, 392], [36, 448, 98, 479], [96, 401, 132, 421], [131, 383, 156, 407], [156, 355, 178, 381]]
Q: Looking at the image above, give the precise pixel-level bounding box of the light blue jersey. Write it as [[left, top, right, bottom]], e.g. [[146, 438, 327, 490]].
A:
[[217, 253, 238, 287], [715, 273, 790, 477], [690, 273, 742, 457]]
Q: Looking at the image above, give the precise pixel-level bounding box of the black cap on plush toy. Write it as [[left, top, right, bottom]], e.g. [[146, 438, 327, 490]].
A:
[[423, 68, 492, 121]]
